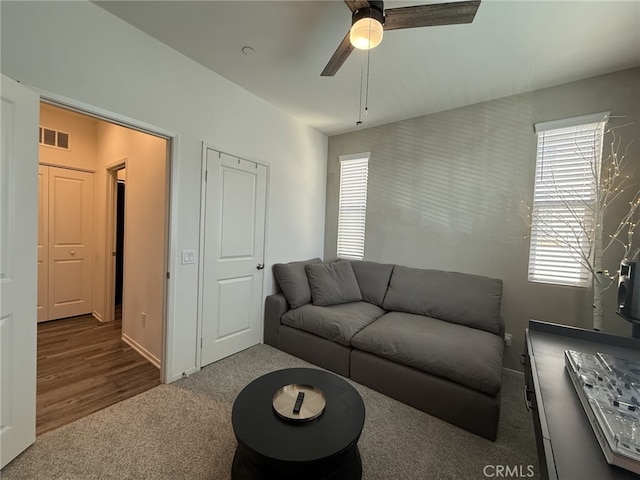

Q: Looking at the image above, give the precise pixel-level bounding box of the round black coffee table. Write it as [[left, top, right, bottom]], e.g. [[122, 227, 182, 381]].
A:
[[231, 368, 365, 479]]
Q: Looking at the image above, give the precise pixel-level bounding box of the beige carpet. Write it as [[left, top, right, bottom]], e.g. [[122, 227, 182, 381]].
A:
[[1, 344, 539, 479]]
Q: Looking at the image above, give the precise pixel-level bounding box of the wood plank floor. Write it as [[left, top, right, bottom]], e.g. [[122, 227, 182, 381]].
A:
[[37, 313, 161, 436]]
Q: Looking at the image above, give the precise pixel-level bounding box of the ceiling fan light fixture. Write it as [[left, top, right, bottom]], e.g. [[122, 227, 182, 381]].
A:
[[350, 4, 384, 50]]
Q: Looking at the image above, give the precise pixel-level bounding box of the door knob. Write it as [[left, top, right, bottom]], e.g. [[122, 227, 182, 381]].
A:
[[70, 250, 76, 255], [256, 263, 264, 270]]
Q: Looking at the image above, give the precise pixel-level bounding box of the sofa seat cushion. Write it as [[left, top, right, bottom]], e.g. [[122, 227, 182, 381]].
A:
[[351, 312, 503, 395], [281, 302, 386, 347]]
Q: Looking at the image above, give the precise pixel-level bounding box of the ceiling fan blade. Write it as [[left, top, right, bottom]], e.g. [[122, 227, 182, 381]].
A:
[[343, 0, 370, 13], [321, 31, 355, 77], [384, 0, 481, 31]]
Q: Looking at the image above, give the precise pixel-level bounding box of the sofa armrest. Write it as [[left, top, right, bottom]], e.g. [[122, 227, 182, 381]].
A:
[[264, 293, 289, 346], [497, 316, 506, 340]]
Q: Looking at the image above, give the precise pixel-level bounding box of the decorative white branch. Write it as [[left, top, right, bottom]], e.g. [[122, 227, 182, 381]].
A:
[[529, 124, 638, 330]]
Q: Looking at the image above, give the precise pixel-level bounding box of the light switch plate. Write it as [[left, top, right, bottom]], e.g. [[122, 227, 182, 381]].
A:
[[181, 250, 196, 265]]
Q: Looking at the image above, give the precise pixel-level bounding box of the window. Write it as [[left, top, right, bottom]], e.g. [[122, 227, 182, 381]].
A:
[[528, 112, 609, 287], [337, 153, 369, 260]]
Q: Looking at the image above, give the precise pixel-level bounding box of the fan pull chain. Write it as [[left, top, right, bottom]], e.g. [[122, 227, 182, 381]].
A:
[[356, 18, 373, 126], [364, 16, 372, 118], [356, 51, 364, 126], [364, 47, 371, 117]]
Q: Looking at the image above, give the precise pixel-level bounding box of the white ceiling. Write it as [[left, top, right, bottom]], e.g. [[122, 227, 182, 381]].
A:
[[95, 0, 640, 136]]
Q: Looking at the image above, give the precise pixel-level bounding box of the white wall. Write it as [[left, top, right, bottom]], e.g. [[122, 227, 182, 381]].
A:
[[325, 68, 640, 369], [95, 123, 167, 365], [1, 0, 328, 381]]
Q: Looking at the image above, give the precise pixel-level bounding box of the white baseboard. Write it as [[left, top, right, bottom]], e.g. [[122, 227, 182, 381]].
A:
[[122, 333, 161, 369], [92, 310, 104, 322]]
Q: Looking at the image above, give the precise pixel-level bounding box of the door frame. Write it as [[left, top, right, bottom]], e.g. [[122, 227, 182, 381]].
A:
[[196, 142, 271, 371], [104, 159, 128, 326], [33, 88, 178, 384]]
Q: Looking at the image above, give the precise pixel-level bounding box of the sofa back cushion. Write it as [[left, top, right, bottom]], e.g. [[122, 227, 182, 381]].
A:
[[306, 261, 362, 306], [273, 258, 322, 309], [348, 260, 394, 307], [382, 265, 503, 335]]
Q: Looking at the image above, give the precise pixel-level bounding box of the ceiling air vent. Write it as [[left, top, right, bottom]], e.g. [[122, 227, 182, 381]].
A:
[[39, 126, 70, 150]]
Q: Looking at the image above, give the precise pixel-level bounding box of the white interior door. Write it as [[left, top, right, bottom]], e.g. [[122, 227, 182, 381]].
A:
[[0, 75, 39, 468], [37, 165, 49, 322], [47, 166, 94, 320], [201, 149, 267, 367]]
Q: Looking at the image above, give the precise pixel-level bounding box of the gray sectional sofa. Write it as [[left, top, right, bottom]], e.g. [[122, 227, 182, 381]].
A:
[[264, 259, 505, 440]]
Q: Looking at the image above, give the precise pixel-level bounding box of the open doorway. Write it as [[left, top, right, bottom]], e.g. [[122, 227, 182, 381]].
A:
[[115, 171, 125, 310], [103, 161, 128, 329], [36, 102, 169, 435]]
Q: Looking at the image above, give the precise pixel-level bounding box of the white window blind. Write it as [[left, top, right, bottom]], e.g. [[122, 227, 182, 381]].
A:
[[337, 154, 369, 260], [528, 113, 608, 287]]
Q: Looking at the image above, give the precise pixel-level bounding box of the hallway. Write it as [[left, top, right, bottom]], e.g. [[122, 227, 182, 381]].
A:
[[36, 314, 161, 435]]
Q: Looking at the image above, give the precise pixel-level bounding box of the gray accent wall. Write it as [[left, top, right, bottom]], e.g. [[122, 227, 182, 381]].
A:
[[325, 68, 640, 369]]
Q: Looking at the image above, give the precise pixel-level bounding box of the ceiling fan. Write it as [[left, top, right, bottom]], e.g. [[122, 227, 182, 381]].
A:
[[321, 0, 481, 76]]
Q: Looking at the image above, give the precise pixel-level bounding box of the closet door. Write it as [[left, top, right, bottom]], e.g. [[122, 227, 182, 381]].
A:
[[200, 150, 267, 367], [0, 73, 38, 469], [47, 166, 94, 320]]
